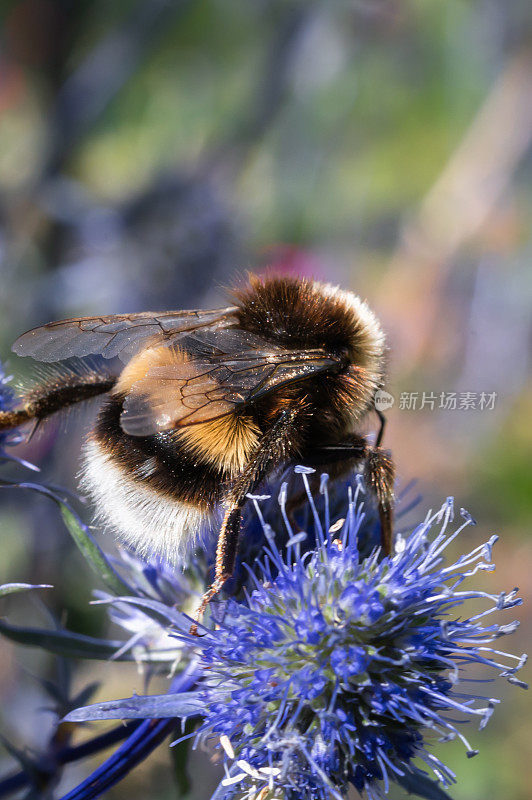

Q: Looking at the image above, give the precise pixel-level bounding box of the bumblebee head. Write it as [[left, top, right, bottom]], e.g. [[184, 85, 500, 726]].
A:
[[315, 281, 387, 426], [316, 281, 386, 376], [234, 274, 386, 425]]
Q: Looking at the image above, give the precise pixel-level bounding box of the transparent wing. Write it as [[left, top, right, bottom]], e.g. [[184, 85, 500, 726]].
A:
[[12, 307, 239, 363], [120, 328, 340, 436]]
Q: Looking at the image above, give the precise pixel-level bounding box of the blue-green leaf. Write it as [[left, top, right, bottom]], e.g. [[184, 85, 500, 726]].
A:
[[60, 506, 132, 596], [0, 477, 132, 596], [0, 583, 52, 597], [64, 691, 203, 722], [0, 618, 137, 661]]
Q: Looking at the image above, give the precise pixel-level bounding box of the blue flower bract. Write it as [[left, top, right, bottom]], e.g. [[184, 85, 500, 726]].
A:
[[186, 470, 526, 800]]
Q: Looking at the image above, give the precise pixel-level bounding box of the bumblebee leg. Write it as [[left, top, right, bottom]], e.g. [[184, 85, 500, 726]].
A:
[[300, 436, 367, 468], [0, 373, 115, 434], [189, 504, 242, 636], [190, 407, 302, 635], [364, 447, 396, 556], [372, 411, 394, 553], [0, 407, 35, 432]]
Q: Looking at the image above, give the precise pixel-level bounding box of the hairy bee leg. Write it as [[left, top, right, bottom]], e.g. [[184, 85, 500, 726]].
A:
[[364, 447, 396, 556], [372, 411, 395, 553], [0, 408, 34, 431], [190, 504, 242, 636], [0, 375, 116, 434], [190, 406, 303, 635], [300, 437, 367, 468], [377, 501, 394, 557]]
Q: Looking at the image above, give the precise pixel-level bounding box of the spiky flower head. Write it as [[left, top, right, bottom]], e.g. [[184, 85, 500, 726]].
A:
[[32, 468, 526, 800], [0, 359, 40, 472], [186, 468, 526, 800], [0, 361, 19, 452]]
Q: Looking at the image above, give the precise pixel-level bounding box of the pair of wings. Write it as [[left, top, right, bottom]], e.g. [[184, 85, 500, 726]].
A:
[[13, 308, 341, 436]]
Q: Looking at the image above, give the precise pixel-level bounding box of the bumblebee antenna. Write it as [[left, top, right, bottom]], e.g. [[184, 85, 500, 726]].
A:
[[375, 408, 386, 448]]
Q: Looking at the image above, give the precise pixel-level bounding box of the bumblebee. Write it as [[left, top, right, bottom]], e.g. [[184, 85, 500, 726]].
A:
[[0, 275, 395, 625]]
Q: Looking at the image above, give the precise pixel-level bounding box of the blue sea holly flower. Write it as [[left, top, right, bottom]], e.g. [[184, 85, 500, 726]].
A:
[[0, 359, 40, 470], [184, 476, 526, 800], [0, 361, 19, 453], [28, 470, 525, 800]]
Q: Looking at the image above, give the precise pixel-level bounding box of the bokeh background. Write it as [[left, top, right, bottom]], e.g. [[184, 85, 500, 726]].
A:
[[0, 1, 531, 798]]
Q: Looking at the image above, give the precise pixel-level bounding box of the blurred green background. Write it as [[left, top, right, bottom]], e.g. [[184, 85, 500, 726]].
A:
[[0, 1, 531, 798]]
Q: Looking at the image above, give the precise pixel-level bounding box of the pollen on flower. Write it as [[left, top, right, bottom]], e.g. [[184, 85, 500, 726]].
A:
[[220, 734, 235, 760]]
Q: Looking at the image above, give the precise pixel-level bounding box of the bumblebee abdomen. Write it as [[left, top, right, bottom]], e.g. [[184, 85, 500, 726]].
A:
[[81, 396, 227, 563]]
